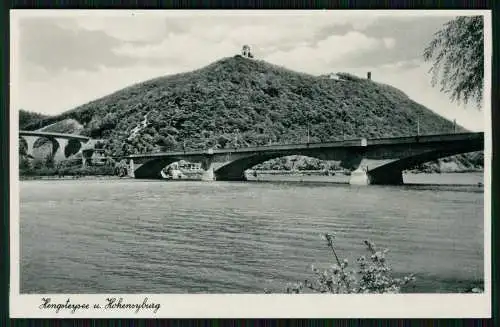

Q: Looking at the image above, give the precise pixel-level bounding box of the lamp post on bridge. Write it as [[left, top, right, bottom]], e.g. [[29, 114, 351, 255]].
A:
[[303, 110, 311, 144], [234, 128, 240, 148], [340, 111, 347, 141], [416, 110, 421, 136], [307, 122, 310, 143]]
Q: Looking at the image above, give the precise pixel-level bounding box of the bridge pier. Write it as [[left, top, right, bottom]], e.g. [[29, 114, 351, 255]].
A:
[[81, 149, 94, 168], [52, 138, 69, 162], [348, 158, 403, 186], [128, 159, 135, 178], [349, 167, 371, 185], [20, 135, 38, 157], [349, 168, 403, 185], [201, 158, 215, 181]]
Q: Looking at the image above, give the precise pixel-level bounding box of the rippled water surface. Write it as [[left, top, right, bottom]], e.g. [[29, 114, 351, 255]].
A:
[[20, 173, 484, 293]]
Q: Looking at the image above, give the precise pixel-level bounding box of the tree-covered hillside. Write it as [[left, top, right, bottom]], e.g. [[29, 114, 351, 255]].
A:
[[21, 55, 481, 172], [19, 109, 51, 130]]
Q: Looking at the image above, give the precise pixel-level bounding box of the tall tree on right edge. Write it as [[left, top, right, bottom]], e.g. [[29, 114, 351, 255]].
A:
[[424, 16, 484, 107]]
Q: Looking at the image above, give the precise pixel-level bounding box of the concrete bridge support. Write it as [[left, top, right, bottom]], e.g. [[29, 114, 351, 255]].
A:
[[51, 138, 69, 162], [81, 149, 95, 168], [201, 157, 215, 181], [349, 167, 371, 185], [128, 159, 135, 178], [348, 158, 402, 185], [20, 135, 38, 157], [349, 167, 403, 185]]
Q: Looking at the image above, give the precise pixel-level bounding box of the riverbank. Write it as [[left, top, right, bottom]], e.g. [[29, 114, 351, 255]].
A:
[[253, 169, 482, 176], [19, 169, 484, 183], [401, 276, 484, 294], [20, 175, 127, 181], [408, 168, 484, 174]]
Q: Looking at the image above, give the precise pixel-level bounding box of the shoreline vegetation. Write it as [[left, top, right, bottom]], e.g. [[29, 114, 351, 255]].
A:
[[19, 168, 484, 181], [277, 233, 483, 295], [19, 154, 483, 181]]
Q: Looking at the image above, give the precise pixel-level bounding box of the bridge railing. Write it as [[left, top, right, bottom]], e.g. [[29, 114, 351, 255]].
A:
[[122, 132, 484, 159], [366, 132, 483, 145], [19, 130, 91, 141], [124, 138, 370, 159]]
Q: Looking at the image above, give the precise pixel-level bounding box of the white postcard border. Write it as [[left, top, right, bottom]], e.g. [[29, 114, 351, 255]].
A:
[[9, 9, 493, 318]]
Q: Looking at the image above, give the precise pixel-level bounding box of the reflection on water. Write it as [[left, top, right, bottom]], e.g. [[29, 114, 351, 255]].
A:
[[20, 173, 484, 293], [247, 171, 484, 186]]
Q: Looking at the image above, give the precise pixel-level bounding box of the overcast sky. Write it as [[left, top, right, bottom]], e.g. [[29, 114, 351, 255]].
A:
[[11, 10, 488, 131]]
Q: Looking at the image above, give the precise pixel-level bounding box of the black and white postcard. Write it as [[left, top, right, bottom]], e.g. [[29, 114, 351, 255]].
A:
[[9, 9, 492, 318]]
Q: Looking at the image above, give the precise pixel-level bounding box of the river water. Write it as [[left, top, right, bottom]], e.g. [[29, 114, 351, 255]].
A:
[[19, 173, 484, 293]]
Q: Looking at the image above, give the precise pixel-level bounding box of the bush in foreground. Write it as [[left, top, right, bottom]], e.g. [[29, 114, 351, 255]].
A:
[[282, 233, 416, 294]]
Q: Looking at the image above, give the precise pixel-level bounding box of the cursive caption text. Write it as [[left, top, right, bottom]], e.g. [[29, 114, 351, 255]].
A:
[[39, 297, 161, 314]]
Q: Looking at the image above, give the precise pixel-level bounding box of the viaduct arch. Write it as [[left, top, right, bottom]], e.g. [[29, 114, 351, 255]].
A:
[[19, 130, 94, 164]]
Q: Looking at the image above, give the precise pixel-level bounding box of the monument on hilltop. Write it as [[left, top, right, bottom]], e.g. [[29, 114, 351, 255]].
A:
[[241, 45, 254, 58]]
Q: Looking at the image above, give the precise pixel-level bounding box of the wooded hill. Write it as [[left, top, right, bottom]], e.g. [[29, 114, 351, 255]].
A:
[[19, 109, 51, 130], [20, 55, 482, 171]]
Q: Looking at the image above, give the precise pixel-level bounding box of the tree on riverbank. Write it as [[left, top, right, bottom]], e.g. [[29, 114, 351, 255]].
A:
[[19, 155, 119, 178], [424, 16, 484, 106]]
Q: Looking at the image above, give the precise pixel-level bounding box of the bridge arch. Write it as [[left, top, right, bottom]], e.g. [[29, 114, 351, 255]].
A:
[[349, 138, 484, 185], [215, 140, 483, 183], [132, 157, 183, 179], [19, 130, 93, 162], [214, 151, 346, 181], [19, 135, 54, 159], [66, 139, 83, 157], [367, 145, 483, 182]]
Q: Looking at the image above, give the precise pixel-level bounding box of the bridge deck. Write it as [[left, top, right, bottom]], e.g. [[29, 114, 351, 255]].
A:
[[125, 132, 484, 159], [19, 130, 90, 141]]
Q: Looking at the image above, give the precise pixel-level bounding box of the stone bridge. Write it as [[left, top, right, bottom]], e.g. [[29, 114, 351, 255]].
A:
[[19, 130, 91, 162], [124, 132, 483, 185]]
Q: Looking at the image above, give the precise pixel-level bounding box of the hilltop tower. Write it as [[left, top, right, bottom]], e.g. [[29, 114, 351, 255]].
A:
[[241, 45, 254, 58]]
